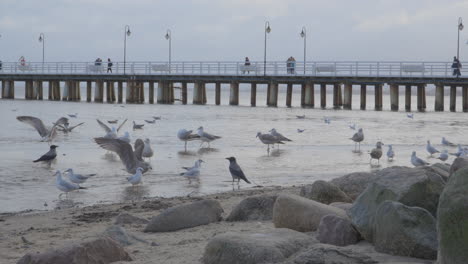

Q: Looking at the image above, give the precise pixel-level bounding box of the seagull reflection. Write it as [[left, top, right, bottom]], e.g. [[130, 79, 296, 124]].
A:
[[197, 148, 219, 155], [54, 198, 82, 210]]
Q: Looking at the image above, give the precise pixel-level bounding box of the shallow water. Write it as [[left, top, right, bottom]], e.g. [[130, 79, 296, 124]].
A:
[[0, 85, 467, 213]]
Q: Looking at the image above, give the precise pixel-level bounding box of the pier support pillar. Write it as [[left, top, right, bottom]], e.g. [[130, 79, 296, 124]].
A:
[[106, 81, 115, 103], [215, 83, 221, 105], [450, 85, 457, 112], [405, 85, 411, 112], [117, 81, 123, 103], [181, 82, 187, 104], [25, 80, 33, 100], [1, 80, 5, 99], [33, 81, 43, 100], [417, 84, 426, 112], [2, 80, 14, 99], [250, 83, 257, 107], [435, 84, 444, 111], [193, 82, 206, 105], [10, 81, 16, 99], [320, 84, 326, 108], [95, 81, 104, 103], [333, 84, 341, 108], [301, 84, 306, 107], [138, 82, 145, 103], [149, 82, 154, 104], [127, 81, 135, 103], [463, 86, 468, 112], [86, 81, 92, 102], [343, 83, 352, 110], [267, 82, 278, 107], [62, 81, 70, 101], [48, 81, 58, 101], [390, 84, 399, 111], [75, 81, 81, 101], [360, 84, 366, 110], [304, 82, 314, 107], [375, 84, 383, 111], [230, 82, 239, 106], [286, 83, 293, 107]]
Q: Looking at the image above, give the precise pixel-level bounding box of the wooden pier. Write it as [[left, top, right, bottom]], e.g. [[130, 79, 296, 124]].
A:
[[1, 74, 468, 112]]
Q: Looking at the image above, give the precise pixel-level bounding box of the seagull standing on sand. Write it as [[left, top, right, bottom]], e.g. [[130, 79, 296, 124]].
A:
[[180, 159, 204, 184], [411, 151, 429, 167], [441, 137, 456, 147], [297, 129, 305, 133], [17, 116, 68, 143], [142, 138, 154, 159], [437, 150, 449, 162], [33, 145, 58, 164], [369, 141, 384, 164], [55, 170, 84, 198], [426, 140, 440, 157], [324, 117, 331, 124], [407, 113, 414, 119], [350, 128, 364, 151], [269, 128, 292, 148], [197, 126, 221, 148], [387, 144, 395, 161], [64, 168, 95, 186], [177, 129, 201, 151], [256, 132, 283, 152], [127, 167, 143, 186], [226, 157, 251, 185]]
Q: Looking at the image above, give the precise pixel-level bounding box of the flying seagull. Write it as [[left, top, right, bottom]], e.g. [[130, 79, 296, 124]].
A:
[[33, 145, 58, 163], [226, 157, 251, 185], [57, 122, 85, 133], [97, 118, 127, 138], [145, 119, 156, 124], [17, 116, 68, 142], [67, 113, 78, 118], [177, 129, 201, 151]]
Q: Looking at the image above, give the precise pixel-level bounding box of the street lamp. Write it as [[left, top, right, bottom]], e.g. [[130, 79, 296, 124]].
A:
[[123, 25, 131, 74], [264, 21, 271, 76], [300, 27, 306, 74], [38, 33, 45, 66], [165, 29, 171, 73], [458, 17, 463, 60]]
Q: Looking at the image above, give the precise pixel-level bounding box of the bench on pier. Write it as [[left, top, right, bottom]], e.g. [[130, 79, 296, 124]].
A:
[[18, 65, 33, 72], [401, 65, 426, 73], [239, 65, 258, 74], [314, 65, 336, 73], [87, 65, 105, 73], [152, 64, 170, 72]]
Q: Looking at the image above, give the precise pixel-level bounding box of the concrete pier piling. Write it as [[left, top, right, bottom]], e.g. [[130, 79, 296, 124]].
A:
[[286, 83, 293, 107], [267, 82, 278, 107], [390, 84, 399, 111], [321, 84, 326, 108], [149, 82, 154, 104], [86, 81, 92, 102], [181, 82, 187, 104], [333, 84, 340, 109], [375, 84, 383, 111], [343, 83, 352, 110], [417, 84, 426, 112], [25, 80, 33, 100], [450, 85, 457, 112], [405, 85, 411, 112], [435, 84, 444, 111], [95, 81, 104, 103], [300, 83, 306, 107], [117, 82, 123, 103], [304, 82, 314, 108], [360, 84, 366, 110], [250, 83, 257, 107], [215, 83, 221, 105], [230, 82, 239, 105], [33, 81, 43, 100], [106, 81, 115, 103], [463, 86, 468, 112], [193, 81, 206, 105]]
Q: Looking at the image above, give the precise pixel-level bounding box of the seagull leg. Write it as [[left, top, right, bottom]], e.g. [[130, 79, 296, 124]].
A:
[[184, 141, 187, 152]]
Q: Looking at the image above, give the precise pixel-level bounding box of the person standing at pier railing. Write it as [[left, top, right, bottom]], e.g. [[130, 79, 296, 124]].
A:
[[243, 57, 251, 73], [286, 56, 296, 74], [452, 56, 462, 77], [107, 58, 113, 73]]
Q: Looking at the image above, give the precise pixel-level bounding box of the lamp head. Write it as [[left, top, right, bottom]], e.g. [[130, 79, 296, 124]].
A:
[[38, 35, 43, 42], [165, 33, 170, 40], [266, 25, 271, 33], [459, 17, 464, 31], [300, 29, 306, 38], [126, 28, 131, 36]]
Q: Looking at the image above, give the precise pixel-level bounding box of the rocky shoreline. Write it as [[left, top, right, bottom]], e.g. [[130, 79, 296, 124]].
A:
[[2, 158, 468, 264]]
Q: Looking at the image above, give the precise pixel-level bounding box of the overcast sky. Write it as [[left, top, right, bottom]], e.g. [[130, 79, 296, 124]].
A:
[[1, 0, 468, 63]]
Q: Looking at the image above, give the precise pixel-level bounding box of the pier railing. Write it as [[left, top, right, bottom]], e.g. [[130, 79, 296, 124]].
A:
[[0, 61, 463, 78]]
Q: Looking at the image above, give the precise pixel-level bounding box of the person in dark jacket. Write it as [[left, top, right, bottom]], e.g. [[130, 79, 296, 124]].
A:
[[452, 56, 462, 77], [107, 58, 113, 73]]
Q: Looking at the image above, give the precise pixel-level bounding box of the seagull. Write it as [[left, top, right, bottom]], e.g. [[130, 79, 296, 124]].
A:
[[297, 129, 305, 133], [127, 167, 143, 186], [177, 129, 201, 152], [55, 170, 85, 198], [450, 144, 468, 157], [296, 115, 305, 119], [67, 113, 78, 118], [152, 116, 162, 120], [64, 168, 96, 185], [387, 144, 395, 161], [350, 128, 364, 151], [57, 122, 85, 133], [142, 138, 154, 159], [369, 141, 384, 164], [145, 119, 156, 124], [133, 121, 144, 130], [407, 113, 414, 119], [437, 150, 449, 162], [426, 140, 440, 156], [197, 126, 221, 148], [269, 128, 292, 143], [118, 132, 131, 143], [226, 157, 251, 185], [94, 137, 152, 174], [349, 123, 356, 130], [17, 116, 68, 143], [324, 117, 331, 124], [411, 151, 429, 167], [256, 132, 283, 152], [107, 120, 118, 124], [441, 137, 456, 147], [33, 145, 58, 164], [180, 159, 204, 184], [97, 118, 127, 139]]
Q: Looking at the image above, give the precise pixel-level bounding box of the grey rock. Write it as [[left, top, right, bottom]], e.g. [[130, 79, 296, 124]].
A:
[[226, 195, 277, 221], [144, 199, 223, 232], [103, 225, 132, 246], [317, 214, 360, 246], [273, 194, 348, 232], [449, 157, 468, 177], [373, 201, 437, 260], [300, 180, 352, 204], [285, 243, 377, 264], [202, 228, 316, 264], [330, 172, 375, 200], [329, 202, 353, 212], [425, 163, 450, 181], [349, 166, 445, 242], [17, 237, 132, 264], [437, 167, 468, 264], [114, 212, 149, 225]]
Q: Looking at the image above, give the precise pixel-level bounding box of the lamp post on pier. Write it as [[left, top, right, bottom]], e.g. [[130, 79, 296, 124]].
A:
[[458, 17, 463, 60], [123, 25, 131, 75], [38, 33, 45, 68], [300, 26, 306, 74], [165, 29, 172, 73], [264, 21, 271, 76]]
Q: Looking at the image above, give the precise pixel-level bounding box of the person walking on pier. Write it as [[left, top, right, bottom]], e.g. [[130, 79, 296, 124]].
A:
[[107, 58, 113, 73], [452, 56, 462, 77]]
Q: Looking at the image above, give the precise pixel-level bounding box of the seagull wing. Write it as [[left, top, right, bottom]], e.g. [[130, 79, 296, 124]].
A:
[[134, 138, 144, 161], [17, 116, 49, 138], [117, 119, 128, 132], [53, 117, 69, 127], [203, 132, 221, 140], [68, 122, 85, 131], [97, 119, 111, 133], [94, 137, 138, 173]]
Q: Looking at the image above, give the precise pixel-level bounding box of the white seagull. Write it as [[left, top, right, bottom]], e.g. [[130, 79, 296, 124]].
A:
[[55, 170, 84, 198], [97, 118, 127, 139], [64, 168, 96, 186], [177, 129, 201, 151], [350, 128, 364, 151], [426, 140, 440, 156], [127, 167, 143, 186], [437, 150, 449, 162], [411, 151, 429, 167], [387, 144, 395, 161], [17, 116, 68, 143], [142, 138, 154, 159], [180, 159, 204, 183], [441, 137, 456, 147], [197, 126, 221, 148]]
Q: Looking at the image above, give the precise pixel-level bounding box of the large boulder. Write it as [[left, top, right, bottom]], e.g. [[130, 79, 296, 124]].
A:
[[317, 214, 360, 246], [425, 163, 450, 181], [285, 243, 377, 264], [144, 199, 223, 232], [300, 180, 352, 204], [349, 166, 445, 241], [114, 212, 149, 225], [449, 157, 468, 177], [17, 237, 132, 264], [330, 172, 374, 200], [226, 195, 277, 221], [437, 167, 468, 264], [273, 194, 347, 232], [373, 201, 437, 260], [202, 228, 316, 264], [329, 202, 353, 212]]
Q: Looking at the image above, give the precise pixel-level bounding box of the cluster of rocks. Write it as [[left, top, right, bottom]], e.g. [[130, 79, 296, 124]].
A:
[[17, 157, 468, 264]]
